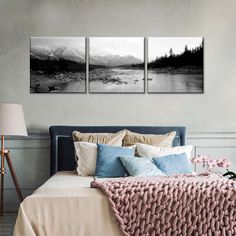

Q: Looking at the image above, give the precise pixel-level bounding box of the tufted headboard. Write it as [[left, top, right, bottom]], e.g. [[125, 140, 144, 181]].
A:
[[49, 126, 186, 176]]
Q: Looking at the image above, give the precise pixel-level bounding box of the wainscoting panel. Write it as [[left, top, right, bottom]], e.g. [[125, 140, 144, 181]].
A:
[[3, 131, 236, 212], [3, 132, 50, 212], [4, 190, 35, 212], [188, 131, 236, 174]]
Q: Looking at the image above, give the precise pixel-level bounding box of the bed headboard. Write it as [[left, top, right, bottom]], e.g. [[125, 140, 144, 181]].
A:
[[49, 126, 186, 176]]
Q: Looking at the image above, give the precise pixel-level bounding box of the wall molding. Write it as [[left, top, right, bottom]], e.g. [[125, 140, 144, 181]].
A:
[[188, 131, 236, 139], [4, 130, 236, 140], [4, 131, 50, 140]]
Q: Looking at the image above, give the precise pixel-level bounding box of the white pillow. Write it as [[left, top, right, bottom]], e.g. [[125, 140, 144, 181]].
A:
[[74, 142, 136, 176], [74, 142, 97, 176], [136, 143, 193, 161]]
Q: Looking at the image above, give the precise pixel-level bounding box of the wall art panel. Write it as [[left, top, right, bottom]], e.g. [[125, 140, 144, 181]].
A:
[[89, 37, 145, 93], [148, 37, 204, 93], [30, 37, 86, 93]]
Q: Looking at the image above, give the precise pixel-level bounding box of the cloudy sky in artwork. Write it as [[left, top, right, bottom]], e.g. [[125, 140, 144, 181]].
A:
[[90, 37, 144, 60], [31, 37, 85, 51]]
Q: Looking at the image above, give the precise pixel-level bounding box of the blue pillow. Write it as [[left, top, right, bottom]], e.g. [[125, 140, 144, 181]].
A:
[[95, 144, 135, 178], [119, 156, 165, 176], [153, 153, 192, 175]]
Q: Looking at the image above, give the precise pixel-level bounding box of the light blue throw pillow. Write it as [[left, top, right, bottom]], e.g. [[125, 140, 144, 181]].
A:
[[153, 153, 192, 175], [119, 156, 165, 177], [95, 144, 135, 178]]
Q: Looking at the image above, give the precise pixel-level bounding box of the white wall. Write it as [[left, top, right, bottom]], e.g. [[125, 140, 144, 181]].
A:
[[1, 0, 236, 132]]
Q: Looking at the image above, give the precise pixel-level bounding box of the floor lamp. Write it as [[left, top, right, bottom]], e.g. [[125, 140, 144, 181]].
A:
[[0, 103, 28, 216]]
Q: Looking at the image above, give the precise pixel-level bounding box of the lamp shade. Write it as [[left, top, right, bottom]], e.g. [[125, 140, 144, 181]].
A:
[[0, 103, 28, 136]]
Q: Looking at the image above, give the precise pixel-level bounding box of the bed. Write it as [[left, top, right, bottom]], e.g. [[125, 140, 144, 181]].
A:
[[13, 126, 236, 236], [13, 126, 185, 236]]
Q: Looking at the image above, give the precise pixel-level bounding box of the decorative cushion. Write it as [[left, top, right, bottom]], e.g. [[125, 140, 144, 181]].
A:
[[123, 130, 176, 147], [95, 144, 135, 178], [119, 156, 165, 177], [153, 153, 192, 175], [74, 142, 97, 176], [72, 130, 127, 146], [136, 143, 193, 161]]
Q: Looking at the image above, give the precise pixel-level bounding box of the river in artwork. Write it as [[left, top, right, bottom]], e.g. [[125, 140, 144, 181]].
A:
[[148, 70, 203, 93], [89, 68, 144, 93]]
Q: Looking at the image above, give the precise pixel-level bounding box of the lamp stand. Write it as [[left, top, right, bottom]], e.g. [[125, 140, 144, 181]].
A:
[[0, 135, 23, 216]]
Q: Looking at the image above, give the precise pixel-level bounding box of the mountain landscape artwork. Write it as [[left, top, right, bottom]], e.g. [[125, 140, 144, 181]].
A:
[[89, 37, 144, 93], [30, 37, 86, 93], [148, 37, 204, 93]]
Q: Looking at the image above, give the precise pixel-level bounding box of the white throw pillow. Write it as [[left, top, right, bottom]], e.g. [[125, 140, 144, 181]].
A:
[[74, 142, 136, 176], [74, 142, 97, 176], [136, 143, 193, 161]]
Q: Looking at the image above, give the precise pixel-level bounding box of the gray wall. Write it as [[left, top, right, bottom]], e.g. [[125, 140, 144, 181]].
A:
[[1, 0, 236, 132]]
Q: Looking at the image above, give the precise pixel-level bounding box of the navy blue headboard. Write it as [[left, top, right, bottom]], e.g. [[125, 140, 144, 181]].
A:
[[49, 126, 186, 176]]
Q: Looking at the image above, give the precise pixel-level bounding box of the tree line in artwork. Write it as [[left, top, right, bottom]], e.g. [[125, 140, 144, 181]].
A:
[[30, 58, 86, 74], [149, 40, 203, 69]]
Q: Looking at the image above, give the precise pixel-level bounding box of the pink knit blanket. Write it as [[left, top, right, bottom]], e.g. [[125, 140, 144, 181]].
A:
[[91, 173, 236, 236]]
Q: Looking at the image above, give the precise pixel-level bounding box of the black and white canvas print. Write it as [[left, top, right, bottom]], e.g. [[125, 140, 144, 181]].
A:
[[30, 37, 86, 93], [148, 37, 204, 93], [89, 37, 144, 93]]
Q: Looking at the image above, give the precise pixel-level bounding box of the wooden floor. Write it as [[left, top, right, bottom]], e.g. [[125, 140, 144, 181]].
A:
[[0, 213, 17, 236]]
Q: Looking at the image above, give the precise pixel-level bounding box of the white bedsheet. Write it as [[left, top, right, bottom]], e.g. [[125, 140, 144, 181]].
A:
[[14, 171, 121, 236]]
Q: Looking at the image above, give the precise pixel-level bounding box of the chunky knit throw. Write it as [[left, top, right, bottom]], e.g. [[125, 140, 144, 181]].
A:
[[91, 173, 236, 236]]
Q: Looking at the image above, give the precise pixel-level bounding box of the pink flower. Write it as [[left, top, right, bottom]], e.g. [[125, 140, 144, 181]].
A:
[[191, 154, 209, 164], [191, 156, 200, 164], [192, 154, 231, 172], [217, 157, 231, 169], [206, 158, 218, 171]]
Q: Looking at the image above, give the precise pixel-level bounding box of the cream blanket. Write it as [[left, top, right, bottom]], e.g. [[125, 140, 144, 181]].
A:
[[14, 172, 121, 236], [14, 172, 236, 236]]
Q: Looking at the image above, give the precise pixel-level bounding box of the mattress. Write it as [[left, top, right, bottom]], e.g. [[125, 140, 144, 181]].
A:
[[14, 171, 122, 236]]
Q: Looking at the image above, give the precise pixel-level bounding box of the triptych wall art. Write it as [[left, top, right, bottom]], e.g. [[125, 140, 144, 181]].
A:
[[30, 37, 203, 94]]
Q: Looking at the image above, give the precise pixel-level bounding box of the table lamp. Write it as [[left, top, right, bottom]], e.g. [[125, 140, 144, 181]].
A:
[[0, 103, 28, 216]]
